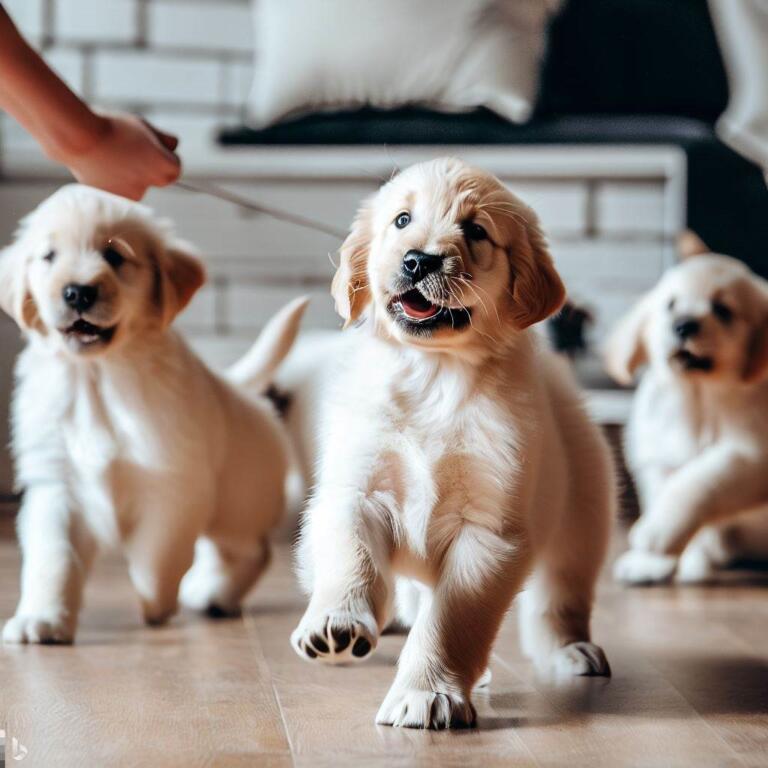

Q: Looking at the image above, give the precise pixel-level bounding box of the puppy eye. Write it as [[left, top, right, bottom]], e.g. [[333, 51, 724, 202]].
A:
[[43, 250, 56, 263], [711, 300, 733, 324], [464, 222, 488, 242], [103, 246, 125, 270], [394, 212, 411, 229]]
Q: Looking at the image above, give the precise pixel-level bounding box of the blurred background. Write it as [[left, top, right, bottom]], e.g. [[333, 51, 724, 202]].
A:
[[1, 0, 766, 499]]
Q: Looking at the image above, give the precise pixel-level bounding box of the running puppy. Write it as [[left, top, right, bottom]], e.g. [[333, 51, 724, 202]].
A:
[[607, 234, 768, 584], [288, 158, 614, 729], [0, 184, 306, 643]]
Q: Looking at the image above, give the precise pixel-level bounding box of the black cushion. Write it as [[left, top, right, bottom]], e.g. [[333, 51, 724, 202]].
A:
[[219, 110, 715, 147]]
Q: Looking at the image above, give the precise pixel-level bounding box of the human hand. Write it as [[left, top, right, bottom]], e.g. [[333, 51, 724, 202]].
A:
[[53, 111, 181, 201]]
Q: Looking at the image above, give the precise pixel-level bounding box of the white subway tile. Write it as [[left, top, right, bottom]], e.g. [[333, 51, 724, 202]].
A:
[[148, 2, 253, 52], [552, 239, 666, 285], [0, 184, 61, 242], [0, 116, 40, 154], [184, 334, 252, 371], [176, 284, 217, 332], [226, 284, 338, 332], [3, 0, 45, 44], [505, 180, 588, 237], [595, 182, 668, 235], [142, 181, 368, 263], [93, 51, 221, 105], [46, 47, 86, 94], [55, 0, 137, 43], [222, 61, 253, 109]]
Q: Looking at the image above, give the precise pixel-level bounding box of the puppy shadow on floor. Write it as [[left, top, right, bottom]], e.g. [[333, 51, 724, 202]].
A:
[[655, 653, 768, 716], [481, 654, 768, 726]]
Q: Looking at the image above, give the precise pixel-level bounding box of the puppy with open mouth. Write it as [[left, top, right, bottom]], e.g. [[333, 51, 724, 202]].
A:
[[283, 158, 615, 729], [606, 234, 768, 584], [0, 184, 306, 643]]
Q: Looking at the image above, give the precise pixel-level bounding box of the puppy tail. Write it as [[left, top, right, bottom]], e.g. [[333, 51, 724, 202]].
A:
[[226, 296, 309, 393]]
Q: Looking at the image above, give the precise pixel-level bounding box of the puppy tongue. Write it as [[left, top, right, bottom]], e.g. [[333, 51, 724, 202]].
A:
[[399, 289, 440, 320]]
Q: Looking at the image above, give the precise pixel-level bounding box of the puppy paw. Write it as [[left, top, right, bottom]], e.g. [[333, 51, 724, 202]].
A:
[[179, 572, 240, 618], [3, 613, 74, 645], [141, 599, 178, 627], [550, 641, 611, 679], [676, 548, 717, 584], [291, 609, 378, 664], [628, 515, 682, 553], [376, 684, 476, 730], [613, 549, 677, 585]]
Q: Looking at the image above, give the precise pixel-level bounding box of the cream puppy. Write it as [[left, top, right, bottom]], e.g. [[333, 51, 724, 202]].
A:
[[0, 185, 306, 644], [606, 236, 768, 584], [286, 158, 614, 729]]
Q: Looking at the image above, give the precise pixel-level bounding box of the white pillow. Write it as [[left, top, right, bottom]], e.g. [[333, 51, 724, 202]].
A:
[[247, 0, 561, 128]]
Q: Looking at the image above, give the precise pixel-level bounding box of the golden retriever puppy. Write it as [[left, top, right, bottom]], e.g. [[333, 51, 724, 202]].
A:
[[606, 235, 768, 584], [0, 185, 306, 643], [286, 158, 614, 729]]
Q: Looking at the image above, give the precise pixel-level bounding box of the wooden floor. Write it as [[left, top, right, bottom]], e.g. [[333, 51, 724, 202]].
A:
[[0, 519, 767, 768]]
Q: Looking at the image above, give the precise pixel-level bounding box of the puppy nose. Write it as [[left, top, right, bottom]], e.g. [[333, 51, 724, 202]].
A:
[[402, 250, 443, 281], [63, 283, 98, 313], [674, 317, 700, 340]]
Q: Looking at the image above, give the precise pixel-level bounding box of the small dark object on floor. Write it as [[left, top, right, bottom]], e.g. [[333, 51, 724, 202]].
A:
[[205, 604, 241, 620], [548, 302, 593, 357], [265, 384, 292, 418]]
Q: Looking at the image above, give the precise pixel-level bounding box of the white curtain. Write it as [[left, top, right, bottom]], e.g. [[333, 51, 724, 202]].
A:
[[708, 0, 768, 181]]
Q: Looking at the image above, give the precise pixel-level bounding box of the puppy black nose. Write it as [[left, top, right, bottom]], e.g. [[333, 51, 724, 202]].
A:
[[63, 283, 98, 313], [674, 317, 700, 340], [402, 250, 443, 281]]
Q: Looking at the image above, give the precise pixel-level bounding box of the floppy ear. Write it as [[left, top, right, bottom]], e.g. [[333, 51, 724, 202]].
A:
[[0, 238, 40, 331], [743, 326, 768, 384], [678, 230, 710, 260], [332, 199, 374, 326], [603, 293, 653, 386], [742, 282, 768, 383], [155, 240, 206, 328], [507, 207, 566, 329]]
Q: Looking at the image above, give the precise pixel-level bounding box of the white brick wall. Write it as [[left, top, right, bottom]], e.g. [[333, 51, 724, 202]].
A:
[[45, 47, 86, 93], [0, 0, 253, 163], [594, 181, 669, 235], [55, 0, 138, 44], [0, 0, 686, 489], [2, 0, 45, 45], [508, 181, 588, 238], [148, 2, 253, 52], [94, 50, 222, 105]]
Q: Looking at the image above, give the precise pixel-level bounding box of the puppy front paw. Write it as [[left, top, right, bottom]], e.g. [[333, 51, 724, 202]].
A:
[[291, 609, 378, 664], [613, 549, 677, 585], [550, 641, 611, 680], [376, 683, 476, 730], [3, 613, 75, 645], [179, 571, 240, 618], [676, 547, 718, 584]]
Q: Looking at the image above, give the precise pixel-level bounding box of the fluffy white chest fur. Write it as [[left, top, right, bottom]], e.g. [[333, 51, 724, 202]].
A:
[[13, 335, 225, 546], [306, 334, 557, 585], [621, 369, 768, 583]]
